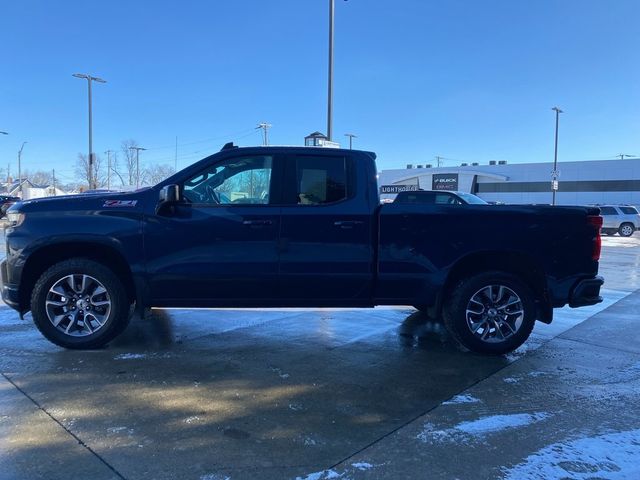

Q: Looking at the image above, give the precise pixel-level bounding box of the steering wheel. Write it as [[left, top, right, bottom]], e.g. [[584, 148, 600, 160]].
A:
[[205, 185, 221, 204]]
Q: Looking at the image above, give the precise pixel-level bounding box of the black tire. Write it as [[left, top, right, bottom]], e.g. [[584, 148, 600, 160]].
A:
[[618, 223, 635, 237], [443, 271, 536, 355], [31, 258, 131, 349]]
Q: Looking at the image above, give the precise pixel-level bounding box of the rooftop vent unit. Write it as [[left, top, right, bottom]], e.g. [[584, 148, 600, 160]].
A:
[[498, 160, 507, 165], [472, 162, 479, 166], [489, 160, 497, 165], [416, 164, 423, 168], [425, 164, 432, 168], [406, 164, 413, 169], [461, 163, 468, 167]]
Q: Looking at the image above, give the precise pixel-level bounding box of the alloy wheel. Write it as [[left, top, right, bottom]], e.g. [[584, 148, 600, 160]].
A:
[[465, 284, 524, 343], [45, 274, 111, 337]]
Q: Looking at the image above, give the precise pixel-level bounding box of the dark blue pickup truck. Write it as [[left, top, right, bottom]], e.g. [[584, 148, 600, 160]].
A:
[[1, 145, 604, 354]]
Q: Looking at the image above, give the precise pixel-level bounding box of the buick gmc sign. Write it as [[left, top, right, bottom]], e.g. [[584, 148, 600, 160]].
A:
[[432, 173, 458, 191]]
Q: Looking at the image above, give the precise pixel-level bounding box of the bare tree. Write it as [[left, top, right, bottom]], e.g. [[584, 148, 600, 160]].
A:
[[23, 169, 53, 186], [75, 153, 106, 188], [120, 139, 139, 186], [143, 164, 175, 186]]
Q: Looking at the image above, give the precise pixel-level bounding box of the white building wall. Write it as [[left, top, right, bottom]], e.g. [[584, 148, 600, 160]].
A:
[[378, 158, 640, 207]]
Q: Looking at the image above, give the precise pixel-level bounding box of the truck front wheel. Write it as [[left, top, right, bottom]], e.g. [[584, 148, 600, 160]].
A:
[[31, 258, 131, 349], [443, 271, 536, 355]]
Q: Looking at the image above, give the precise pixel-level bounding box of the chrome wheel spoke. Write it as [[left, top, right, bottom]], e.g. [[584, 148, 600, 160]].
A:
[[86, 311, 106, 327], [52, 314, 67, 327], [46, 299, 67, 307], [65, 311, 78, 334]]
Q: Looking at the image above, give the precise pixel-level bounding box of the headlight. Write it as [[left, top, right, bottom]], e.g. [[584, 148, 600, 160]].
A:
[[6, 212, 25, 227]]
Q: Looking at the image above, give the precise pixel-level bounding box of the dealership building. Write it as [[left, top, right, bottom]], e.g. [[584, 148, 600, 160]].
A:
[[378, 158, 640, 207]]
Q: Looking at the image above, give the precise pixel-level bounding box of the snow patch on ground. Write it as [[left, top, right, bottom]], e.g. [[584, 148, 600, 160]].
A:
[[296, 470, 341, 480], [503, 429, 640, 480], [114, 353, 148, 360], [442, 393, 481, 405], [296, 463, 378, 479], [418, 413, 550, 443], [199, 474, 230, 480], [351, 462, 374, 471]]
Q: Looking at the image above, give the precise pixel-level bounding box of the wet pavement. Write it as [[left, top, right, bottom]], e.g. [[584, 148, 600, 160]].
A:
[[0, 234, 639, 479]]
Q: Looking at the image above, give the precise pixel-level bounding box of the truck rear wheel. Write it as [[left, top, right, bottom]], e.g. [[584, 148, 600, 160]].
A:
[[443, 271, 536, 355], [31, 258, 131, 349]]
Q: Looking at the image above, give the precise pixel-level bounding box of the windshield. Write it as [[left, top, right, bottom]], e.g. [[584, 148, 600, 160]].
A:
[[456, 192, 488, 204]]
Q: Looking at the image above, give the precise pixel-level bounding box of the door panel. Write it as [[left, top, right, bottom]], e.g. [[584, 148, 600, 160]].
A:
[[278, 154, 373, 302], [144, 153, 281, 305], [145, 205, 280, 303]]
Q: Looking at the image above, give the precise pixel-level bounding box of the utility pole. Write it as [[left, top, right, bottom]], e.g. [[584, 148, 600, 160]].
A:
[[105, 150, 114, 190], [129, 146, 146, 189], [256, 122, 272, 146], [52, 169, 57, 196], [617, 153, 635, 160], [435, 156, 443, 167], [551, 107, 563, 206], [18, 142, 26, 198], [327, 0, 335, 141], [344, 133, 357, 149], [72, 73, 106, 190]]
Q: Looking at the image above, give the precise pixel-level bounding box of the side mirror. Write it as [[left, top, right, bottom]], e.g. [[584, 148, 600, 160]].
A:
[[159, 184, 180, 203], [156, 184, 180, 215]]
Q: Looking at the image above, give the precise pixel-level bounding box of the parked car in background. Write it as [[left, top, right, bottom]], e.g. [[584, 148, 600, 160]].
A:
[[598, 205, 640, 237], [0, 196, 20, 218], [393, 190, 488, 205]]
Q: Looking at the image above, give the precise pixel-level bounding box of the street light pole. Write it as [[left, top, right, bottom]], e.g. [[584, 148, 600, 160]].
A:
[[18, 142, 27, 198], [73, 73, 106, 190], [327, 0, 335, 141], [129, 146, 146, 189], [551, 106, 563, 206], [105, 150, 114, 190], [344, 133, 357, 149]]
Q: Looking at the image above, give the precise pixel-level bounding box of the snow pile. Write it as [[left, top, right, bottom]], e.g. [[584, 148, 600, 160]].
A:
[[503, 429, 640, 479]]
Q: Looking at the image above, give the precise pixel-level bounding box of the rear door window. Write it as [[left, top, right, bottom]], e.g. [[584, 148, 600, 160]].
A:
[[620, 206, 639, 215], [290, 156, 348, 205], [599, 207, 617, 215]]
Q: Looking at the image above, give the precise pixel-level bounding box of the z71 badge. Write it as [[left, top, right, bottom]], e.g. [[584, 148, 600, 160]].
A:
[[103, 200, 138, 207]]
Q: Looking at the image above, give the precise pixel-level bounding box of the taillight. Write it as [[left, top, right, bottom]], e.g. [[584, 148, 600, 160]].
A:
[[588, 215, 603, 261]]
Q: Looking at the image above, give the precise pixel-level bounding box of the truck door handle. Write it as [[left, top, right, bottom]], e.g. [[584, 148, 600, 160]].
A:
[[243, 219, 273, 227], [333, 220, 364, 229]]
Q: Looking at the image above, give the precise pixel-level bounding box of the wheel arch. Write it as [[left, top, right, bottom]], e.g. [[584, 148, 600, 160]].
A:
[[437, 250, 551, 324], [19, 242, 137, 312]]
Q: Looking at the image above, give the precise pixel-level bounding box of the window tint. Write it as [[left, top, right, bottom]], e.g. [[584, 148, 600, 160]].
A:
[[434, 193, 462, 205], [620, 206, 639, 215], [599, 207, 617, 215], [294, 156, 347, 205], [182, 156, 272, 205]]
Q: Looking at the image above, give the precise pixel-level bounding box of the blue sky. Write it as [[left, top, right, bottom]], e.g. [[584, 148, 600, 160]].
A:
[[1, 0, 638, 183]]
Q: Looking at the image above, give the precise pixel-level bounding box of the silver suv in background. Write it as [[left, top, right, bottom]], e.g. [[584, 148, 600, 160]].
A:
[[598, 205, 640, 237]]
